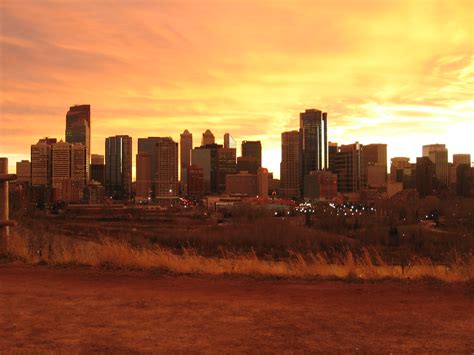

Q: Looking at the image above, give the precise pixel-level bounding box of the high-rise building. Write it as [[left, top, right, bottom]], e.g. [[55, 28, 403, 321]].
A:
[[423, 144, 448, 186], [363, 144, 387, 188], [224, 133, 236, 149], [390, 157, 411, 182], [137, 137, 165, 199], [180, 130, 193, 194], [31, 138, 56, 186], [241, 141, 262, 168], [333, 142, 364, 193], [187, 165, 204, 199], [328, 142, 338, 173], [280, 131, 300, 199], [217, 147, 236, 193], [16, 160, 31, 184], [51, 141, 86, 201], [136, 153, 152, 201], [90, 154, 105, 186], [453, 154, 471, 167], [191, 148, 212, 194], [155, 137, 179, 198], [257, 167, 269, 198], [416, 156, 435, 198], [202, 129, 215, 146], [237, 156, 260, 175], [105, 135, 132, 200], [299, 109, 328, 188], [66, 105, 90, 180], [456, 164, 473, 197]]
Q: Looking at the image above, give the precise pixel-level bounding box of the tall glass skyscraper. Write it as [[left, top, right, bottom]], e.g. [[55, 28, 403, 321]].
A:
[[105, 135, 132, 200], [66, 105, 91, 181]]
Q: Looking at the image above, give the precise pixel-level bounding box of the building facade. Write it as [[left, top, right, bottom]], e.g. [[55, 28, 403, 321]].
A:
[[105, 135, 132, 200], [241, 141, 262, 168], [66, 105, 90, 180], [155, 137, 179, 198], [180, 130, 193, 193], [280, 131, 300, 199]]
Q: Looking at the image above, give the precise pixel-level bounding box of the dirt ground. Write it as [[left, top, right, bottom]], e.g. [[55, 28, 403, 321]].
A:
[[0, 264, 473, 353]]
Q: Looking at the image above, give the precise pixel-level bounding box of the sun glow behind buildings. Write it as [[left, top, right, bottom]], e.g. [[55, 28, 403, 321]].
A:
[[1, 0, 473, 177]]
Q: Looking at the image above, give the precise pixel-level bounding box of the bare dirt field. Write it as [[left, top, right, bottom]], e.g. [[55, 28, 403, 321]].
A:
[[1, 264, 473, 353]]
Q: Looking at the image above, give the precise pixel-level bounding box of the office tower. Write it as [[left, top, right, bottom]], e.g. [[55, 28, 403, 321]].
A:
[[51, 141, 86, 201], [363, 144, 387, 188], [257, 167, 269, 198], [31, 138, 56, 186], [155, 137, 179, 197], [299, 109, 328, 181], [137, 137, 166, 199], [280, 131, 300, 199], [187, 165, 204, 199], [333, 142, 364, 193], [202, 129, 215, 146], [136, 153, 152, 201], [416, 157, 435, 198], [303, 171, 337, 201], [180, 130, 193, 193], [224, 133, 236, 149], [191, 148, 212, 194], [390, 157, 411, 182], [241, 140, 262, 168], [90, 154, 105, 186], [16, 160, 31, 184], [217, 147, 237, 193], [237, 156, 259, 175], [328, 142, 338, 173], [453, 154, 471, 167], [66, 105, 91, 179], [423, 144, 448, 186], [105, 135, 132, 200]]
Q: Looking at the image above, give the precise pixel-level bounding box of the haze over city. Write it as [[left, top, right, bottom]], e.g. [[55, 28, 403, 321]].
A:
[[1, 0, 473, 177]]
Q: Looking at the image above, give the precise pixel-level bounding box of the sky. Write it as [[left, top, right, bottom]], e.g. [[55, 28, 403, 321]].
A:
[[1, 0, 473, 178]]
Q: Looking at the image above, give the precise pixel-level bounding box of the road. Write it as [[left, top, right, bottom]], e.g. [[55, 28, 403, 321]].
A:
[[0, 264, 473, 352]]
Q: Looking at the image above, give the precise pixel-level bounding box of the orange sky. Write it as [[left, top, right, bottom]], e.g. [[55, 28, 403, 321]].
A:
[[1, 0, 473, 178]]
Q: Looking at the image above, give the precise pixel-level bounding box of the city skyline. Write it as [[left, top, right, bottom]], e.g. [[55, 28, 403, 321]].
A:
[[1, 0, 473, 177]]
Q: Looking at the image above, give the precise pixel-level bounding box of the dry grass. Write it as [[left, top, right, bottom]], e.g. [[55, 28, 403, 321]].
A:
[[2, 230, 473, 282]]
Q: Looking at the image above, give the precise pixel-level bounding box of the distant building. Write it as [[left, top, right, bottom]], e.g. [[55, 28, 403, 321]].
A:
[[226, 172, 257, 196], [224, 133, 236, 149], [456, 164, 474, 197], [90, 154, 105, 186], [333, 142, 365, 193], [202, 129, 215, 146], [191, 148, 212, 194], [328, 142, 338, 173], [137, 137, 166, 199], [187, 164, 204, 199], [303, 171, 337, 201], [363, 144, 387, 188], [416, 156, 435, 198], [31, 138, 56, 187], [16, 160, 31, 184], [241, 141, 262, 168], [423, 144, 448, 186], [66, 105, 91, 180], [237, 156, 260, 175], [86, 180, 105, 204], [136, 153, 152, 201], [217, 147, 237, 193], [155, 137, 179, 198], [180, 130, 193, 193], [257, 167, 269, 198], [280, 131, 300, 199], [390, 157, 411, 182], [299, 109, 328, 195], [453, 154, 471, 167], [105, 135, 132, 200]]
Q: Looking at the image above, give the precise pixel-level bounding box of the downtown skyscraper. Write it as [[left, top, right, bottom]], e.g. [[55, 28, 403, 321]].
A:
[[105, 135, 132, 200], [299, 109, 328, 195], [180, 130, 193, 194], [66, 105, 91, 181]]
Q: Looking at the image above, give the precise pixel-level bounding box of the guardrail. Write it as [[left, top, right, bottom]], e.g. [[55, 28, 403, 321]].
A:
[[0, 158, 17, 245]]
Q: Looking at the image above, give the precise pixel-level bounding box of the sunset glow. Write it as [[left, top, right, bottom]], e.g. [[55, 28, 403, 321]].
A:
[[1, 0, 473, 177]]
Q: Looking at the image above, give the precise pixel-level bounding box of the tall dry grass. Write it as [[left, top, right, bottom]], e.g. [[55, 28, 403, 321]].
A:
[[2, 230, 473, 282]]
